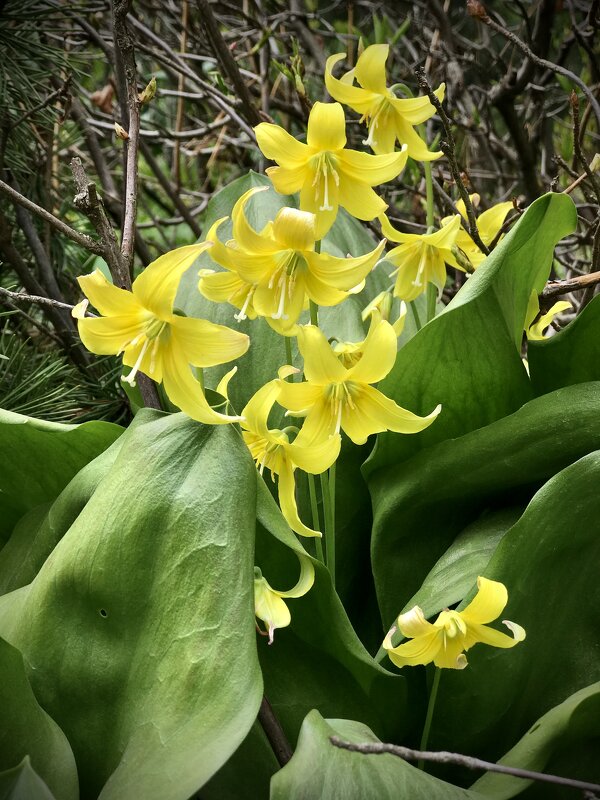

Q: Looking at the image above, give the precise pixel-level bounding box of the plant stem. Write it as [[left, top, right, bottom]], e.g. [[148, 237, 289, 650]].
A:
[[307, 474, 325, 562], [320, 470, 334, 586], [418, 667, 442, 770], [284, 335, 294, 380], [409, 301, 422, 331], [309, 299, 319, 326], [424, 160, 437, 324], [328, 462, 336, 586], [426, 284, 437, 323]]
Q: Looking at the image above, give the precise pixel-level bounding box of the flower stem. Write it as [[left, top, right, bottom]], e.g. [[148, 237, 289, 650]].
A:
[[320, 470, 334, 587], [418, 667, 442, 770], [426, 283, 437, 323], [328, 462, 336, 586], [308, 474, 325, 563], [424, 160, 438, 325], [409, 301, 422, 331], [309, 300, 319, 326], [284, 335, 294, 380]]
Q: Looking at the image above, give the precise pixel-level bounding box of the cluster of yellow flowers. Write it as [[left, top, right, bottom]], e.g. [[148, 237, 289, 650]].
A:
[[73, 43, 526, 662]]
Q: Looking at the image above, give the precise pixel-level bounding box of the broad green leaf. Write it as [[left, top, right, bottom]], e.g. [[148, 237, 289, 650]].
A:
[[0, 410, 160, 595], [0, 638, 77, 800], [270, 710, 483, 799], [365, 193, 577, 476], [428, 450, 600, 774], [0, 758, 56, 800], [255, 481, 410, 746], [370, 382, 600, 625], [0, 415, 262, 800], [528, 294, 600, 395], [471, 682, 600, 799], [0, 409, 122, 545]]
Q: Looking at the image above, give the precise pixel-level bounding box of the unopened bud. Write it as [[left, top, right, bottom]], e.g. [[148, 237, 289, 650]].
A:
[[590, 153, 600, 172], [451, 244, 475, 273], [138, 76, 157, 104], [114, 122, 129, 140]]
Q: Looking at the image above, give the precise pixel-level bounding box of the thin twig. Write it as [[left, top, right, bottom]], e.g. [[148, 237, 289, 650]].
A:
[[329, 737, 600, 794], [258, 696, 293, 767], [468, 1, 600, 129], [414, 66, 490, 256], [0, 178, 104, 256], [0, 286, 89, 314]]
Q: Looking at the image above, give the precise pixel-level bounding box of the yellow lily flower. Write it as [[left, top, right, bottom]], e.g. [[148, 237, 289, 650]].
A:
[[526, 297, 572, 341], [380, 213, 463, 301], [242, 380, 340, 537], [325, 44, 445, 160], [200, 188, 385, 333], [73, 244, 249, 425], [254, 555, 315, 644], [361, 291, 407, 337], [383, 576, 526, 670], [442, 194, 513, 269], [276, 313, 440, 445], [255, 101, 408, 238]]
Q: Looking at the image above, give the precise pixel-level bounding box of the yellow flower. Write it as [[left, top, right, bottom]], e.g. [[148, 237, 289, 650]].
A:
[[361, 291, 407, 337], [380, 213, 463, 301], [383, 576, 526, 670], [276, 313, 440, 445], [254, 555, 314, 644], [526, 297, 572, 341], [441, 194, 513, 269], [255, 101, 407, 238], [325, 44, 445, 160], [200, 187, 385, 334], [242, 380, 340, 537], [73, 244, 249, 425]]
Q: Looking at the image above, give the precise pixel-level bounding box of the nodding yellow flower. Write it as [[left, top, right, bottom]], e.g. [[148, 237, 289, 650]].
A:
[[383, 577, 526, 670], [276, 313, 440, 445], [242, 381, 340, 538], [254, 555, 314, 644], [325, 44, 445, 160], [441, 194, 514, 269], [73, 244, 249, 425], [379, 213, 463, 301], [200, 187, 385, 334], [255, 101, 408, 238]]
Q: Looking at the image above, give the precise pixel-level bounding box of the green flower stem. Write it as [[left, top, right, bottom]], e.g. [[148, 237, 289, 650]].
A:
[[328, 462, 336, 586], [409, 301, 422, 331], [426, 283, 437, 323], [320, 470, 335, 586], [284, 335, 294, 380], [424, 159, 437, 324], [307, 474, 325, 563], [309, 299, 319, 326], [418, 667, 442, 770]]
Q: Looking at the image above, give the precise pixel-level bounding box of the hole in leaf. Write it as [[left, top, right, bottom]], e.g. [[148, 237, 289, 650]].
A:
[[99, 609, 108, 618]]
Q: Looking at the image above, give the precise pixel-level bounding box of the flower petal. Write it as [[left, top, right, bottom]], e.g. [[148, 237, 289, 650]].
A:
[[460, 576, 508, 624], [267, 164, 308, 195], [304, 239, 384, 291], [465, 621, 525, 650], [324, 53, 377, 114], [271, 207, 316, 251], [133, 243, 211, 318], [397, 605, 437, 638], [278, 460, 321, 538], [388, 84, 445, 125], [170, 315, 249, 367], [287, 430, 340, 474], [306, 101, 346, 152], [425, 215, 462, 248], [339, 147, 407, 187], [198, 270, 256, 317], [276, 380, 323, 414], [477, 201, 513, 245], [385, 630, 441, 668], [161, 340, 242, 425], [297, 324, 348, 385], [354, 43, 389, 94], [77, 270, 141, 316], [254, 573, 291, 644], [434, 637, 469, 670], [76, 314, 148, 356], [344, 384, 440, 443], [274, 553, 315, 599], [255, 122, 310, 168], [303, 272, 348, 307], [347, 316, 398, 384], [338, 181, 387, 222], [231, 187, 279, 254], [241, 381, 280, 438], [393, 118, 442, 161]]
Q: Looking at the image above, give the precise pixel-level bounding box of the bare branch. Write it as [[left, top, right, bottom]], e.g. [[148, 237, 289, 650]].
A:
[[258, 696, 293, 767], [330, 737, 600, 794]]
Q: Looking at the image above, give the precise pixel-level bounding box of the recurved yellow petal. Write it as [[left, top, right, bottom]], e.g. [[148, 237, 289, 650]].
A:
[[231, 187, 279, 254], [242, 381, 280, 439], [287, 430, 340, 475], [133, 243, 211, 319], [397, 605, 437, 639], [170, 315, 249, 368], [393, 118, 442, 161], [343, 384, 440, 444], [266, 164, 308, 195], [278, 460, 321, 538], [77, 270, 141, 317], [304, 239, 384, 290], [324, 52, 377, 113], [460, 577, 508, 625], [347, 316, 398, 384], [354, 43, 389, 93], [477, 201, 513, 245], [76, 314, 148, 356], [385, 629, 441, 668], [339, 147, 407, 187], [389, 84, 445, 125], [297, 324, 348, 385], [306, 101, 347, 151], [255, 122, 309, 168]]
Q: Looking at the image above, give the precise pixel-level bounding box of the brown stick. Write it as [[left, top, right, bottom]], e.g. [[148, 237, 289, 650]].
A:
[[541, 267, 600, 299], [258, 696, 293, 767], [330, 737, 600, 794]]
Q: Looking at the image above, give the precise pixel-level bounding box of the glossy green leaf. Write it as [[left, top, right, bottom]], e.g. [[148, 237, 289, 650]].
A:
[[366, 193, 577, 476], [428, 450, 600, 777], [0, 758, 56, 800], [528, 293, 600, 395], [0, 410, 159, 596], [0, 638, 77, 800], [471, 682, 600, 799], [0, 409, 122, 545], [370, 382, 600, 625], [270, 710, 482, 799], [0, 415, 262, 800]]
